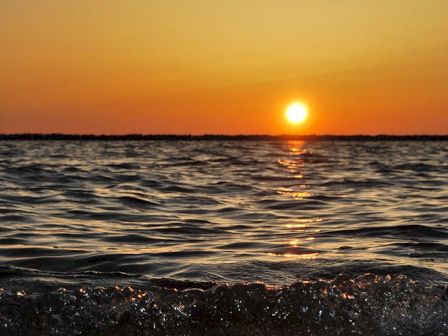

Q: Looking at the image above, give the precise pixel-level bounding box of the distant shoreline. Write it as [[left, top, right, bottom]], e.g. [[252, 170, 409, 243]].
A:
[[0, 134, 447, 141]]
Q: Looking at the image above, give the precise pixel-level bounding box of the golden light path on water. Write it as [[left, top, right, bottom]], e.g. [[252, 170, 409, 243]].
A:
[[265, 140, 321, 260]]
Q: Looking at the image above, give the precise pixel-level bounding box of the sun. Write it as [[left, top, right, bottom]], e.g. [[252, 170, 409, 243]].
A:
[[285, 102, 308, 124]]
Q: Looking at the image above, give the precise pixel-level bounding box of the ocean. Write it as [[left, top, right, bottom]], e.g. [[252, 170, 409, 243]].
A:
[[0, 139, 447, 335]]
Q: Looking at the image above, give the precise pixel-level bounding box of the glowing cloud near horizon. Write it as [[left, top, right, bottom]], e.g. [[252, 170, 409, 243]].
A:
[[285, 102, 308, 124]]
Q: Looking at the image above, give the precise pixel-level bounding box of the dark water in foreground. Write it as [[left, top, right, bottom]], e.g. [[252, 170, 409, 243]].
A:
[[0, 140, 447, 335]]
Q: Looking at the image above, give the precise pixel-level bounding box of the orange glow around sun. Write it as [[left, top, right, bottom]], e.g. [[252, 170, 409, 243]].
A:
[[0, 2, 447, 134], [285, 102, 308, 124]]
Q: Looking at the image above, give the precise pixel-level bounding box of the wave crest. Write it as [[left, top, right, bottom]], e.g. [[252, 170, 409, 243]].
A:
[[0, 274, 447, 335]]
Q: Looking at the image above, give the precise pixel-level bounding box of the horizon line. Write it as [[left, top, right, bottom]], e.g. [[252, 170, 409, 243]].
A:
[[0, 133, 447, 141]]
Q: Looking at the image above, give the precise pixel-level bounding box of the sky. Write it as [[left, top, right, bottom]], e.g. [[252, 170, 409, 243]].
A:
[[1, 0, 447, 135]]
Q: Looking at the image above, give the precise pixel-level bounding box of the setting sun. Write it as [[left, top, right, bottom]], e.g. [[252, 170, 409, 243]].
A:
[[285, 103, 308, 124]]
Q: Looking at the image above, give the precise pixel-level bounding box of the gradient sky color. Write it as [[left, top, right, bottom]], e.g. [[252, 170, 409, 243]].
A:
[[1, 0, 447, 134]]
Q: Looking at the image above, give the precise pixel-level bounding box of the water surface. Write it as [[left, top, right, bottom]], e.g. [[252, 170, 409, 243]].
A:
[[0, 140, 447, 335]]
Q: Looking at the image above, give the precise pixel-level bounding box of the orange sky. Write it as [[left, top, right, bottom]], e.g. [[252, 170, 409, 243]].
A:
[[1, 0, 447, 134]]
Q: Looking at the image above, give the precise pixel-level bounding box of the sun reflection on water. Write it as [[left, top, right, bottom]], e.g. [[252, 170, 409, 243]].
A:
[[266, 252, 319, 259], [277, 187, 311, 200], [271, 142, 324, 260], [289, 239, 300, 247], [285, 223, 307, 229]]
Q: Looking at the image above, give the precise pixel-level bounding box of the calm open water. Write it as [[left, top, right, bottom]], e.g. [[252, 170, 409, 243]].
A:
[[0, 140, 447, 335]]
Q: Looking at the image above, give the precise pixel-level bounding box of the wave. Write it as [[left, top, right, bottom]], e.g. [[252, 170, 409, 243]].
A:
[[0, 274, 447, 335]]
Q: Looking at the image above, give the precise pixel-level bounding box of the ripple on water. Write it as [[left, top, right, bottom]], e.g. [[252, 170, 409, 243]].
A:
[[0, 141, 446, 306]]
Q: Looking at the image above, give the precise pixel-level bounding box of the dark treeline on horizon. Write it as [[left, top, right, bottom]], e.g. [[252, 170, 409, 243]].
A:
[[0, 134, 447, 141]]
